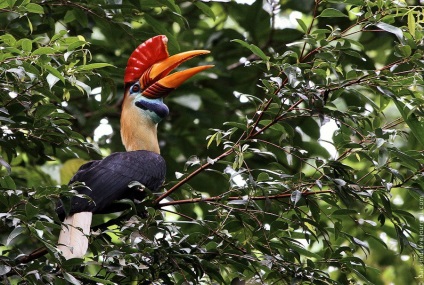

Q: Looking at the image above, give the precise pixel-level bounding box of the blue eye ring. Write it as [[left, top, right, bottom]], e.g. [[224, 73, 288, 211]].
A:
[[130, 83, 141, 94]]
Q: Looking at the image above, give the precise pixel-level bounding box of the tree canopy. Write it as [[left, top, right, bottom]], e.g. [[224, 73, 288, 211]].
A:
[[1, 0, 423, 284]]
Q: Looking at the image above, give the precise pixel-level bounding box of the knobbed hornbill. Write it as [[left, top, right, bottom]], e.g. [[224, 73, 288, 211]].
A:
[[56, 35, 213, 259]]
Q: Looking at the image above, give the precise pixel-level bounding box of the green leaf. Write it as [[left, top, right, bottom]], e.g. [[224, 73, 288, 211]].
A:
[[0, 157, 11, 174], [378, 213, 385, 226], [291, 190, 302, 205], [60, 159, 86, 184], [200, 260, 226, 284], [231, 39, 269, 61], [46, 73, 60, 89], [35, 104, 57, 118], [0, 176, 16, 190], [377, 147, 388, 168], [0, 1, 9, 9], [223, 121, 247, 131], [101, 77, 115, 102], [393, 100, 424, 147], [407, 12, 416, 38], [63, 272, 81, 285], [341, 256, 366, 268], [377, 87, 424, 147], [67, 40, 87, 51], [394, 44, 411, 57], [375, 22, 405, 44], [25, 202, 39, 219], [351, 237, 369, 254], [27, 16, 33, 34], [343, 87, 379, 111], [74, 63, 114, 71], [257, 172, 269, 182], [21, 39, 32, 52], [50, 30, 68, 42], [32, 47, 56, 55], [296, 18, 308, 33], [7, 226, 25, 245], [0, 265, 11, 276], [286, 241, 322, 259], [319, 8, 348, 18], [207, 133, 217, 149], [194, 2, 215, 20], [45, 64, 65, 82], [25, 3, 44, 14], [388, 149, 421, 170], [379, 193, 392, 218]]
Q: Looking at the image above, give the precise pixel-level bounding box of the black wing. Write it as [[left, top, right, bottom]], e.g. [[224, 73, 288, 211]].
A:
[[56, 150, 166, 218]]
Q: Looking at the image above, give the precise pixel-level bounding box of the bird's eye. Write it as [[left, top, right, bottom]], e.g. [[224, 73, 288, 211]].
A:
[[130, 84, 141, 94]]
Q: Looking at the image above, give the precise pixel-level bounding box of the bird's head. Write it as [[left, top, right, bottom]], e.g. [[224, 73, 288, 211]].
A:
[[121, 35, 213, 152]]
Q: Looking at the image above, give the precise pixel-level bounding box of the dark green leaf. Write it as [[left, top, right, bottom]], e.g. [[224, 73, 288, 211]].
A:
[[71, 272, 116, 284], [0, 265, 11, 275], [232, 39, 269, 61], [377, 147, 388, 168], [25, 202, 39, 219], [290, 190, 302, 205], [194, 2, 215, 20], [319, 8, 348, 18], [1, 176, 16, 190], [7, 226, 25, 245], [332, 209, 357, 216], [392, 100, 424, 147], [63, 272, 81, 285], [35, 104, 57, 118]]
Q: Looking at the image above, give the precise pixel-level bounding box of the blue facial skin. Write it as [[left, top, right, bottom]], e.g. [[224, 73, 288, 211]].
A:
[[129, 82, 170, 123]]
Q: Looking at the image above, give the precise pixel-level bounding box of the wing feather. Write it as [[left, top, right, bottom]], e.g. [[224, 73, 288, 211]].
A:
[[57, 150, 166, 218]]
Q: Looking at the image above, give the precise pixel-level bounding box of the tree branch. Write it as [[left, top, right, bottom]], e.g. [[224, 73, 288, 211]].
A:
[[15, 247, 48, 264], [154, 148, 234, 205], [158, 190, 334, 207]]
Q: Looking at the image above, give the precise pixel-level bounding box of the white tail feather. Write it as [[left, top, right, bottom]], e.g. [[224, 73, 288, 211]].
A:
[[57, 212, 92, 259]]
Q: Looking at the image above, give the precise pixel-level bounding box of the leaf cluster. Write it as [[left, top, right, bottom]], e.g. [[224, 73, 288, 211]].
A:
[[1, 0, 423, 284]]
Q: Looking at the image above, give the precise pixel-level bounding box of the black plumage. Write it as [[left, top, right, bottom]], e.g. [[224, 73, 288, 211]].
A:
[[56, 150, 166, 219]]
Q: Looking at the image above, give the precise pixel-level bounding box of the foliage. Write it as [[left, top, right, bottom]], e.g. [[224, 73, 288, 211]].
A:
[[1, 0, 423, 284]]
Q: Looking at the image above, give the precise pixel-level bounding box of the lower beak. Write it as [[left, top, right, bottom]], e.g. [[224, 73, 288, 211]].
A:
[[140, 50, 213, 98]]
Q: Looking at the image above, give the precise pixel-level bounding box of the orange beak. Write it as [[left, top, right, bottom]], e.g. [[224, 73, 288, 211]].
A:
[[139, 50, 213, 98]]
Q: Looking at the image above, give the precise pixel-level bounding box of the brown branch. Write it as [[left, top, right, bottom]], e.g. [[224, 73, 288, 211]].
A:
[[154, 148, 234, 205], [155, 0, 420, 209], [247, 98, 275, 137], [15, 247, 48, 264], [299, 0, 321, 60], [255, 138, 326, 176], [154, 94, 304, 205], [158, 190, 334, 207]]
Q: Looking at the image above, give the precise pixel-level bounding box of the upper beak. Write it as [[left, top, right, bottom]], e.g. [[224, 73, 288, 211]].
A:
[[140, 50, 213, 99]]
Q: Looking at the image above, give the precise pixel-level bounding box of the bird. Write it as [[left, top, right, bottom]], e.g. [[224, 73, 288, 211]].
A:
[[56, 35, 213, 259]]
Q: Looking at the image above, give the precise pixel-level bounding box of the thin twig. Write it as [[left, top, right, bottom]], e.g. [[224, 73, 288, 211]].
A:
[[158, 190, 334, 207]]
